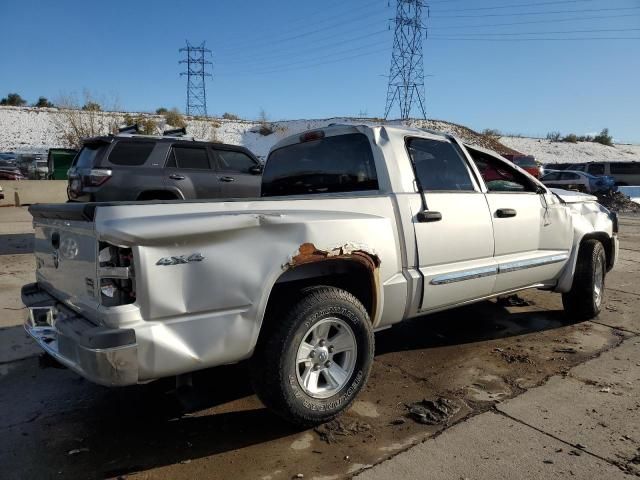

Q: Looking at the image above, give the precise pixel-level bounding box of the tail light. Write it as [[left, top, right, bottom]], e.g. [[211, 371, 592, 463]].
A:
[[98, 242, 135, 306], [83, 169, 112, 187]]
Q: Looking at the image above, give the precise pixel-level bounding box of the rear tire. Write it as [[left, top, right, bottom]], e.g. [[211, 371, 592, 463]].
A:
[[250, 287, 374, 427], [562, 239, 606, 320]]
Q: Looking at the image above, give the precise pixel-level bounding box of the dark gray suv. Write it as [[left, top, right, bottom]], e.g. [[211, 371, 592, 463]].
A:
[[67, 134, 263, 202]]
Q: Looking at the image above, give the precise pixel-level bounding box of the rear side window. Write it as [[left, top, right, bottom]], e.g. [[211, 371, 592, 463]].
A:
[[262, 133, 378, 197], [542, 172, 560, 181], [167, 146, 210, 169], [587, 163, 605, 175], [108, 141, 154, 166], [610, 162, 640, 174], [74, 144, 104, 168], [407, 138, 474, 191], [215, 149, 256, 173]]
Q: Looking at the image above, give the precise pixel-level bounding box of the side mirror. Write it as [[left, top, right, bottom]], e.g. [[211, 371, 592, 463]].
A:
[[249, 164, 263, 175]]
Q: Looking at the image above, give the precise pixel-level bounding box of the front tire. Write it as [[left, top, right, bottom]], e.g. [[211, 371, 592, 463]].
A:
[[250, 287, 374, 427], [562, 239, 606, 320]]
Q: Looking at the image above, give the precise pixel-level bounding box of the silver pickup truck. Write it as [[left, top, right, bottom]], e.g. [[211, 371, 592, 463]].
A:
[[23, 124, 618, 426]]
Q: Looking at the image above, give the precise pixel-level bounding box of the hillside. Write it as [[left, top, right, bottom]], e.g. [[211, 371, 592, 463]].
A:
[[1, 106, 638, 164]]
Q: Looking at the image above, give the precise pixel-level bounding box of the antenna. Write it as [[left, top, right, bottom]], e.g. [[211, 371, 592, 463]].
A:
[[179, 41, 213, 117], [384, 0, 428, 120]]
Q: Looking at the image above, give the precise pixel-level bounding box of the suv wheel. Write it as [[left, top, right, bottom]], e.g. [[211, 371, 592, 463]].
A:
[[250, 287, 374, 426], [562, 239, 606, 320]]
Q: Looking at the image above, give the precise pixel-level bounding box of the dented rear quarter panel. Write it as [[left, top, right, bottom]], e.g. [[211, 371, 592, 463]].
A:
[[93, 196, 405, 380]]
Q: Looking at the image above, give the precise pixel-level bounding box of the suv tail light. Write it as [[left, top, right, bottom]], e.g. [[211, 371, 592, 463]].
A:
[[83, 169, 112, 187], [98, 242, 135, 306]]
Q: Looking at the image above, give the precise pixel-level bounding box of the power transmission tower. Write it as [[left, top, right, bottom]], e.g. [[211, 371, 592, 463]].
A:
[[179, 41, 212, 116], [384, 0, 428, 120]]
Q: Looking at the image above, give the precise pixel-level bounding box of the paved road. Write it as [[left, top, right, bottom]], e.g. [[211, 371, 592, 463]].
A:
[[0, 208, 638, 479]]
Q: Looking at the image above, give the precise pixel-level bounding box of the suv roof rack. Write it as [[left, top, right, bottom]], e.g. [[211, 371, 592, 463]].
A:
[[118, 124, 139, 134], [163, 127, 187, 137]]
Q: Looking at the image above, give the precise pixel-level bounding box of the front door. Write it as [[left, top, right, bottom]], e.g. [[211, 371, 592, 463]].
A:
[[407, 137, 497, 312], [211, 148, 262, 198], [466, 146, 572, 293]]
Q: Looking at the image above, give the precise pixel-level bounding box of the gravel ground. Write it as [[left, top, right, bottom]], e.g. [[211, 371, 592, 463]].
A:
[[0, 208, 638, 479]]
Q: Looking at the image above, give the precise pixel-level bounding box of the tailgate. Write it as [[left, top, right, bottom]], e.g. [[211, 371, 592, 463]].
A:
[[30, 204, 101, 322]]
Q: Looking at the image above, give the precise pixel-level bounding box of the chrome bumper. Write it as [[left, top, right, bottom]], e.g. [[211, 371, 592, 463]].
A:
[[22, 283, 138, 386]]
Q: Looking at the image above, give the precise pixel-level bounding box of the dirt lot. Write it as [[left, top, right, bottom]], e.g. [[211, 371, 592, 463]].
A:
[[0, 208, 638, 479]]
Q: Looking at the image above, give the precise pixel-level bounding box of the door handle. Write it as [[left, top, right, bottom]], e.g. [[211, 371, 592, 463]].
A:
[[169, 174, 185, 180], [417, 210, 442, 223], [219, 176, 235, 182], [496, 208, 517, 218]]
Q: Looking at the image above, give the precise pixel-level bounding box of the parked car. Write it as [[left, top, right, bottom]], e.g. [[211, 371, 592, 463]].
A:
[[503, 154, 543, 178], [566, 161, 640, 186], [67, 132, 263, 202], [23, 124, 618, 426], [0, 168, 26, 180], [541, 170, 617, 193]]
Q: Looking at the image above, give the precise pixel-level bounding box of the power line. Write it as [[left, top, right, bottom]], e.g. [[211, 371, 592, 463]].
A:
[[218, 47, 391, 77], [220, 39, 390, 75], [218, 29, 389, 67], [432, 27, 640, 36], [216, 6, 389, 57], [432, 5, 640, 19], [429, 12, 640, 29], [430, 36, 640, 41], [433, 0, 597, 13]]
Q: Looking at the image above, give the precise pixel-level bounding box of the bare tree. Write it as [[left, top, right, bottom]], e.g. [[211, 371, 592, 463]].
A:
[[53, 91, 122, 149]]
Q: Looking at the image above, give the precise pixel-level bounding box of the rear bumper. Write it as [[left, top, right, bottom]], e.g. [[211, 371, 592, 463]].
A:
[[22, 283, 138, 386]]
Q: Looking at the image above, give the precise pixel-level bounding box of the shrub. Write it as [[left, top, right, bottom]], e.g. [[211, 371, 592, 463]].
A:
[[562, 134, 578, 143], [577, 135, 593, 142], [593, 128, 613, 146], [546, 131, 561, 142], [222, 112, 240, 120], [163, 108, 186, 128], [257, 108, 273, 136], [482, 128, 501, 139], [34, 96, 54, 108], [0, 93, 27, 106], [82, 102, 101, 112], [155, 107, 168, 115]]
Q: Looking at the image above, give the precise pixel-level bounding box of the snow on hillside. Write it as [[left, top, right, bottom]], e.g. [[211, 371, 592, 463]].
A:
[[500, 136, 640, 165], [1, 106, 638, 165]]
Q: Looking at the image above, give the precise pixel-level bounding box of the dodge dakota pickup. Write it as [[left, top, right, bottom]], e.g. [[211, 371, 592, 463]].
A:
[[23, 124, 618, 426]]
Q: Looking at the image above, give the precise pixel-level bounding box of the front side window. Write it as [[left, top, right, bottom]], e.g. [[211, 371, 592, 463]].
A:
[[560, 172, 580, 180], [542, 172, 561, 181], [262, 133, 378, 197], [610, 162, 640, 174], [168, 146, 210, 169], [468, 148, 537, 192], [215, 150, 256, 173], [406, 138, 474, 191]]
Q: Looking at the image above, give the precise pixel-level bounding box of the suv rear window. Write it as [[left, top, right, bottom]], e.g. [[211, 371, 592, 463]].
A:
[[262, 133, 378, 197], [74, 144, 104, 168], [108, 141, 154, 166]]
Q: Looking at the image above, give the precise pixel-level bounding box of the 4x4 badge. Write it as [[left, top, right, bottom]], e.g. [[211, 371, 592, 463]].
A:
[[156, 253, 205, 266]]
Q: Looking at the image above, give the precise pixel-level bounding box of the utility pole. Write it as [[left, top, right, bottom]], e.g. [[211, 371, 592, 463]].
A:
[[179, 41, 212, 117], [384, 0, 428, 120]]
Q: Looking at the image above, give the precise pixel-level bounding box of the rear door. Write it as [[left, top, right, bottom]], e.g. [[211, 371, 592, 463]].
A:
[[164, 144, 220, 199], [407, 137, 497, 312], [211, 147, 262, 198]]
